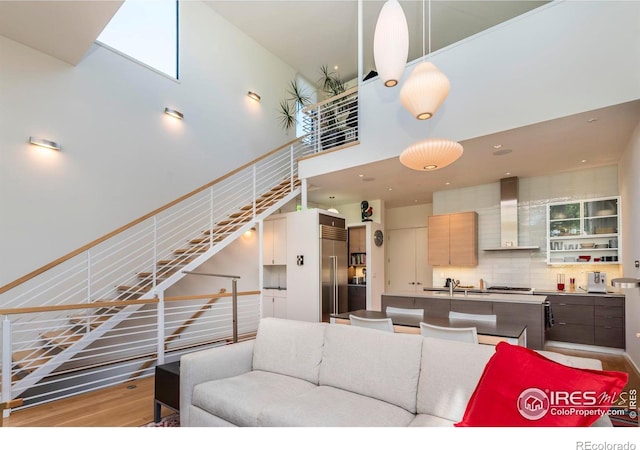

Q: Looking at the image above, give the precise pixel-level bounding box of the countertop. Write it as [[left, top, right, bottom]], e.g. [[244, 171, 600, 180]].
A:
[[422, 287, 625, 298], [384, 290, 546, 304]]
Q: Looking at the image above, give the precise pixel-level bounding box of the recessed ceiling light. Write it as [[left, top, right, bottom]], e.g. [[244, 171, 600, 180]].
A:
[[587, 118, 598, 123], [581, 159, 587, 163], [493, 149, 513, 156], [493, 144, 503, 149], [334, 65, 339, 71], [445, 182, 450, 185], [388, 188, 393, 191], [358, 174, 364, 178], [506, 172, 511, 176]]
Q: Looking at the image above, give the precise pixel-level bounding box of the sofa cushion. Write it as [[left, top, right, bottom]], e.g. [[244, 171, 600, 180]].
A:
[[258, 385, 415, 427], [319, 323, 423, 413], [252, 317, 326, 384], [192, 370, 316, 427], [416, 337, 496, 422], [455, 342, 628, 427], [409, 414, 456, 427]]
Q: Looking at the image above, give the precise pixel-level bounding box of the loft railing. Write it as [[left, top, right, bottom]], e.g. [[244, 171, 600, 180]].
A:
[[0, 289, 260, 412], [0, 136, 313, 412], [302, 87, 359, 154]]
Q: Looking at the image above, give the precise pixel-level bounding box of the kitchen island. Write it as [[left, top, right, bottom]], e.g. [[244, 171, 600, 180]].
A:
[[381, 291, 546, 350], [331, 309, 527, 347]]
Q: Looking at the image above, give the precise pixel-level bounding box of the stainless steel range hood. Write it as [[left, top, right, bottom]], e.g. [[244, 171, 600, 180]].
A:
[[484, 177, 539, 251]]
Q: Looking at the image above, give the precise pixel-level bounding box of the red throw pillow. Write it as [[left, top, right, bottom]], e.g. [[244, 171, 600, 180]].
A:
[[455, 342, 628, 427]]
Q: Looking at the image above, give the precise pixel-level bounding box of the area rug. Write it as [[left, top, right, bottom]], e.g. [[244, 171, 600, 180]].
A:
[[143, 413, 180, 427]]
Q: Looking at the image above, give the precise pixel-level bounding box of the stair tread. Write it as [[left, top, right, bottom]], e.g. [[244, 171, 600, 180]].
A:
[[12, 347, 55, 371], [42, 329, 83, 348]]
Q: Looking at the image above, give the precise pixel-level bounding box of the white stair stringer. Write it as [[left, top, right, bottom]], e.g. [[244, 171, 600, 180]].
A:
[[9, 187, 301, 398]]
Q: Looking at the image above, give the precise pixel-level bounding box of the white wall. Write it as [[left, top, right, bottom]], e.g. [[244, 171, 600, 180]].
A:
[[431, 166, 621, 290], [618, 123, 640, 371], [386, 204, 433, 230], [0, 1, 298, 286], [299, 1, 640, 179]]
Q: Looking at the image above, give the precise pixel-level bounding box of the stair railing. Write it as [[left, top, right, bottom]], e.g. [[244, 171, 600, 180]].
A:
[[0, 137, 312, 409], [0, 288, 260, 414]]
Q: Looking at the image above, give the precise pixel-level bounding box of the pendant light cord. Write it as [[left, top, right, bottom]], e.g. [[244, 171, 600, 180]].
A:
[[428, 0, 432, 56]]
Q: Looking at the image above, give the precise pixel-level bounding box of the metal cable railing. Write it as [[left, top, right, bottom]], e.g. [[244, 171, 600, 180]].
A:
[[0, 90, 359, 414], [0, 138, 312, 412]]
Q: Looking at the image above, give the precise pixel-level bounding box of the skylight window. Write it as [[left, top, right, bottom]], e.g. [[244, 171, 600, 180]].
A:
[[97, 0, 179, 79]]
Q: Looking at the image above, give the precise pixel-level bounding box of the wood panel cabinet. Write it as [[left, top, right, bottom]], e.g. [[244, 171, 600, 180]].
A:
[[348, 285, 366, 311], [348, 226, 366, 266], [263, 218, 286, 265], [428, 212, 478, 266], [545, 295, 625, 348], [492, 302, 545, 351]]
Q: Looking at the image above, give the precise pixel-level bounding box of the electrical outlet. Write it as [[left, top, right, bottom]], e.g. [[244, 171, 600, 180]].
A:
[[635, 260, 639, 269]]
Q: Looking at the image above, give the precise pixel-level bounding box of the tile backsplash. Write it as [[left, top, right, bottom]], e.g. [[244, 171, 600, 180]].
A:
[[431, 166, 622, 291]]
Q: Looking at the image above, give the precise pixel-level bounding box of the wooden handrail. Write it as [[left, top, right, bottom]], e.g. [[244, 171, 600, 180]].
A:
[[0, 135, 308, 296], [0, 290, 260, 316], [301, 86, 358, 114]]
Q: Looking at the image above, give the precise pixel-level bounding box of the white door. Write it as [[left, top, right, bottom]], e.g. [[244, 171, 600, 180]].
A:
[[387, 227, 432, 292]]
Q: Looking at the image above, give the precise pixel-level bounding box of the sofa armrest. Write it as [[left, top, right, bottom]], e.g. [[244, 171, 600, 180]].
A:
[[180, 340, 254, 425]]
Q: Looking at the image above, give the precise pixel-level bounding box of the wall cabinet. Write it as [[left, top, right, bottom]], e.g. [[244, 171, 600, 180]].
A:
[[547, 196, 621, 265], [262, 289, 287, 319], [545, 295, 625, 349], [348, 226, 366, 266], [428, 212, 478, 266], [263, 217, 287, 265]]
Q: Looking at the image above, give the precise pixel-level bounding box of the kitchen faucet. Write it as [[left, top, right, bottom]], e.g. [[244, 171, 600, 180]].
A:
[[449, 278, 460, 296]]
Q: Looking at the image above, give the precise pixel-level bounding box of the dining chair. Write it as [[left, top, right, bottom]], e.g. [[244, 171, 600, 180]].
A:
[[385, 306, 424, 317], [448, 311, 497, 322], [349, 315, 395, 333], [419, 322, 479, 344]]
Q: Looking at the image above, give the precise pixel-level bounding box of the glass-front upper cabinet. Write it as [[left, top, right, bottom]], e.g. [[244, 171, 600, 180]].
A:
[[547, 196, 621, 265]]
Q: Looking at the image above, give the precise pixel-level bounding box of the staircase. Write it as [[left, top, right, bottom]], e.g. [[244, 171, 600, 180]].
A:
[[0, 138, 310, 406]]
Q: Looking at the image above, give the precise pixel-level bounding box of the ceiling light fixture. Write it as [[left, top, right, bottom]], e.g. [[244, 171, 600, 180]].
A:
[[373, 0, 409, 88], [327, 196, 339, 214], [399, 0, 450, 120], [399, 138, 463, 171], [29, 137, 61, 151], [247, 91, 261, 102], [164, 108, 184, 119]]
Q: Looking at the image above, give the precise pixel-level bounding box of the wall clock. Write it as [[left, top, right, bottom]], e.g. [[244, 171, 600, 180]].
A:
[[374, 230, 384, 247]]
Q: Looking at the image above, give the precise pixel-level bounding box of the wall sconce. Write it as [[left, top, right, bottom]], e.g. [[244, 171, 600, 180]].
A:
[[29, 137, 61, 151], [247, 91, 261, 102], [244, 226, 257, 237], [164, 107, 184, 119]]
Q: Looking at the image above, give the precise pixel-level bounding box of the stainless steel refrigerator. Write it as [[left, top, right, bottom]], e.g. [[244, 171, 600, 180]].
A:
[[320, 223, 348, 322]]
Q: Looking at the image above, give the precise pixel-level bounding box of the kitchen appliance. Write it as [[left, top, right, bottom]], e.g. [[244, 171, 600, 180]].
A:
[[587, 271, 607, 293], [320, 220, 348, 322]]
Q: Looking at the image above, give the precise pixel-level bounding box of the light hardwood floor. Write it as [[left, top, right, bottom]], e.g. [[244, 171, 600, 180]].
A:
[[3, 346, 639, 427]]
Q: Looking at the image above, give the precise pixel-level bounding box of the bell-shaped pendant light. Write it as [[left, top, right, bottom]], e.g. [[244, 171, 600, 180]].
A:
[[400, 61, 450, 120], [373, 0, 409, 88], [399, 138, 463, 171]]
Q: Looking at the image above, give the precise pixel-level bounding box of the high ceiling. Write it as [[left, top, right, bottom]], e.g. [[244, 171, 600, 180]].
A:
[[303, 100, 640, 208], [205, 1, 548, 84]]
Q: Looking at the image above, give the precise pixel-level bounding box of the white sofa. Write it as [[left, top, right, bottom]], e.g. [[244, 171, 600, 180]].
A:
[[180, 317, 611, 427]]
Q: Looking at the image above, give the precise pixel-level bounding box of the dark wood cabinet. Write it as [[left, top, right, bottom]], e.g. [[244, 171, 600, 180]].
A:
[[348, 285, 366, 311], [450, 299, 493, 315], [414, 297, 450, 318], [545, 295, 625, 349], [493, 301, 545, 351]]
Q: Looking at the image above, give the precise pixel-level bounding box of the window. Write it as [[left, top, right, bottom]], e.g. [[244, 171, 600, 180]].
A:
[[97, 0, 179, 79]]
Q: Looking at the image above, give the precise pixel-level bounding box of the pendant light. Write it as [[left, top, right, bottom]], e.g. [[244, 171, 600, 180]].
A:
[[373, 0, 409, 88], [399, 138, 463, 171], [400, 0, 450, 119]]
